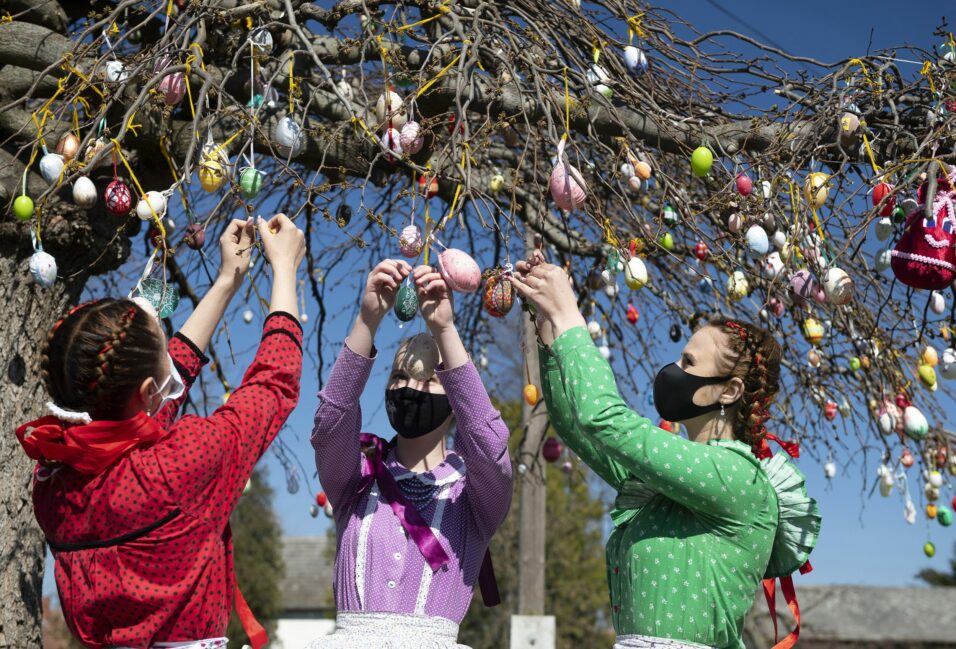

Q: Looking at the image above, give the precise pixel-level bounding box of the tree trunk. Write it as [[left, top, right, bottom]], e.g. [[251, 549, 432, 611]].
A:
[[0, 252, 87, 647], [517, 230, 549, 616]]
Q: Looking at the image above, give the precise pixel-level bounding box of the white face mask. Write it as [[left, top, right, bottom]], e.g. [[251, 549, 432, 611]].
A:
[[149, 353, 185, 414]]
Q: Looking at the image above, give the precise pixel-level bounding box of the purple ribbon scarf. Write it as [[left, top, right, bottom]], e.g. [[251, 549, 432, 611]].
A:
[[358, 433, 500, 607]]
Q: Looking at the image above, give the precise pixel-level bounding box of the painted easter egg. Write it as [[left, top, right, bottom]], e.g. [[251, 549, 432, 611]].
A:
[[438, 248, 482, 293], [789, 270, 826, 304], [159, 72, 186, 106], [872, 182, 895, 216], [489, 173, 505, 194], [726, 212, 743, 234], [550, 139, 588, 211], [802, 317, 824, 344], [694, 241, 709, 261], [381, 127, 404, 158], [745, 225, 769, 255], [82, 138, 110, 168], [240, 168, 265, 199], [104, 180, 132, 217], [400, 121, 424, 154], [249, 27, 273, 55], [762, 251, 784, 278], [587, 320, 602, 339], [135, 191, 167, 221], [922, 346, 939, 367], [29, 249, 57, 288], [13, 195, 34, 221], [903, 406, 929, 440], [419, 174, 439, 199], [55, 133, 80, 161], [662, 203, 679, 225], [874, 216, 893, 241], [918, 363, 938, 389], [394, 283, 418, 322], [398, 224, 422, 258], [483, 273, 515, 317], [72, 176, 97, 208], [375, 90, 407, 129], [624, 257, 648, 289], [658, 232, 674, 251], [274, 116, 304, 158], [39, 153, 65, 184], [823, 267, 854, 305], [875, 248, 892, 272], [727, 270, 749, 301], [105, 60, 128, 82], [184, 223, 205, 250], [199, 157, 227, 192], [803, 172, 830, 209], [634, 160, 652, 180], [690, 146, 713, 177], [735, 173, 752, 196], [623, 46, 648, 75], [396, 332, 439, 382]]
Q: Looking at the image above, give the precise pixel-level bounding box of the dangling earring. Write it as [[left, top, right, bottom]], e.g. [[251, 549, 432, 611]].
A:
[[720, 403, 725, 417]]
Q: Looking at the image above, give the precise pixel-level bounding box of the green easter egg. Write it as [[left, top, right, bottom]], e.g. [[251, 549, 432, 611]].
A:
[[891, 206, 905, 223], [139, 278, 180, 319], [849, 357, 861, 371], [658, 232, 674, 251], [13, 195, 34, 221], [938, 507, 953, 527], [240, 168, 264, 200], [690, 146, 714, 177], [394, 284, 418, 322], [924, 542, 936, 557]]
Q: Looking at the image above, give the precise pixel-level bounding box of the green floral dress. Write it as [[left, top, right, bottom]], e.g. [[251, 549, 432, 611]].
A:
[[540, 326, 820, 649]]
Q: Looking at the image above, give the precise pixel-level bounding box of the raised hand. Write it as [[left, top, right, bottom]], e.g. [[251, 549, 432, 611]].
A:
[[217, 218, 256, 291], [256, 213, 306, 273], [360, 259, 413, 327], [509, 262, 585, 338], [414, 265, 455, 333]]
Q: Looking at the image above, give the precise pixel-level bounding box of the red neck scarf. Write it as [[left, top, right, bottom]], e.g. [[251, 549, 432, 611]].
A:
[[16, 411, 165, 475]]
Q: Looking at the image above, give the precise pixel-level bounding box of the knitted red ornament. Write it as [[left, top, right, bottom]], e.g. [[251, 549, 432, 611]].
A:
[[104, 180, 132, 217], [890, 172, 956, 290]]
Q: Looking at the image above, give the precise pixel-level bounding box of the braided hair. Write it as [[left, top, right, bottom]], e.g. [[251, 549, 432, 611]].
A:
[[40, 298, 165, 421], [708, 318, 782, 450]]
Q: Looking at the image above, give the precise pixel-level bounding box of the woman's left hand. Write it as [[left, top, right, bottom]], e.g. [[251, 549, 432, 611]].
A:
[[218, 218, 256, 291], [414, 265, 455, 333], [509, 262, 585, 337]]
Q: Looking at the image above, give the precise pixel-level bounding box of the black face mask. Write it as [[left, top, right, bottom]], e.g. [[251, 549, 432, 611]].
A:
[[385, 387, 453, 439], [652, 362, 735, 422]]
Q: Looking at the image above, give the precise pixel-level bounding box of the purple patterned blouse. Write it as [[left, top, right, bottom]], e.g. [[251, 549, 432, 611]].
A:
[[311, 341, 513, 623]]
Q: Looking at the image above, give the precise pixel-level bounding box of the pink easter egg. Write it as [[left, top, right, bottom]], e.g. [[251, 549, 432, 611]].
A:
[[736, 173, 752, 196], [549, 139, 588, 211], [789, 269, 826, 304], [160, 72, 186, 106], [438, 248, 482, 293], [400, 121, 424, 154]]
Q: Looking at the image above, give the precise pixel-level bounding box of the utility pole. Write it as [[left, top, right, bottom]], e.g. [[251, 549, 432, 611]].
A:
[[511, 229, 555, 649]]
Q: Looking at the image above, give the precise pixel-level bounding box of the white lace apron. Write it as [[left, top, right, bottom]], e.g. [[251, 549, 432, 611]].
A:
[[305, 611, 471, 649]]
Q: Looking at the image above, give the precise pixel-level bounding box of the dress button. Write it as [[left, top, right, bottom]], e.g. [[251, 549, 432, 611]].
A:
[[394, 552, 402, 561], [387, 580, 396, 589]]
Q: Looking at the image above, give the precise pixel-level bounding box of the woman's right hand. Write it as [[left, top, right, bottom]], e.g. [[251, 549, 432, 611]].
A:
[[359, 259, 412, 327], [257, 213, 305, 272]]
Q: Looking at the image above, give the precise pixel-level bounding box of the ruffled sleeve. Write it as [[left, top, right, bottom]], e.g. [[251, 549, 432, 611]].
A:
[[760, 453, 822, 579]]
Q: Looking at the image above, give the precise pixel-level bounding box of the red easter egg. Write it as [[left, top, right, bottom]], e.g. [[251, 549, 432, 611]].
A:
[[824, 400, 838, 421], [184, 224, 206, 250], [872, 183, 895, 216], [626, 303, 639, 324], [104, 180, 132, 217], [316, 491, 328, 507], [483, 274, 515, 317], [735, 173, 752, 197], [418, 174, 439, 198], [542, 437, 563, 463], [694, 241, 709, 261]]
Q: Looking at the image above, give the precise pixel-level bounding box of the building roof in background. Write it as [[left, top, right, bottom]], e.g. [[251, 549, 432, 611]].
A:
[[747, 585, 956, 646], [279, 536, 334, 612]]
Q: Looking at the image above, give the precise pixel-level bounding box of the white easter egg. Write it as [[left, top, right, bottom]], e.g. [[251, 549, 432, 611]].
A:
[[623, 45, 648, 75], [772, 230, 787, 248], [599, 345, 611, 360], [761, 180, 772, 199], [382, 127, 403, 156], [29, 249, 57, 288], [823, 267, 854, 305], [940, 348, 956, 379], [39, 153, 65, 184], [375, 91, 407, 129], [874, 216, 893, 241], [745, 225, 769, 256], [930, 291, 945, 315], [587, 320, 602, 339], [135, 191, 167, 221], [72, 176, 97, 208], [624, 257, 648, 289], [824, 462, 837, 479], [274, 116, 304, 158], [105, 60, 128, 82], [875, 249, 892, 272]]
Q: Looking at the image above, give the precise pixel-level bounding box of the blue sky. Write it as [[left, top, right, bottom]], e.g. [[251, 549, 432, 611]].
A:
[[42, 0, 955, 599]]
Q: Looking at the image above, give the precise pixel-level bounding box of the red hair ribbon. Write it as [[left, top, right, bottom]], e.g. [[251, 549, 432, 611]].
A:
[[754, 433, 800, 460], [724, 320, 747, 340]]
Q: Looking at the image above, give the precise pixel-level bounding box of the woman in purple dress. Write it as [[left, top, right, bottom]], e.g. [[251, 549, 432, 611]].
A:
[[308, 260, 513, 648]]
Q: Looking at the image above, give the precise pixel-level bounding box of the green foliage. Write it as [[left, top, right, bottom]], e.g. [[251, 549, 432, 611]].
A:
[[916, 542, 956, 587], [227, 468, 284, 646], [459, 400, 615, 649]]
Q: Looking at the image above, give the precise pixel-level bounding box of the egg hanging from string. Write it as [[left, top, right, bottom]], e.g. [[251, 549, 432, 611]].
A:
[[396, 332, 439, 382], [240, 168, 265, 199], [490, 173, 505, 194], [105, 60, 129, 82], [438, 248, 482, 293], [29, 248, 57, 288], [550, 140, 588, 211], [874, 216, 893, 241], [400, 121, 424, 155], [419, 174, 439, 199], [903, 406, 929, 440], [335, 203, 352, 227], [623, 45, 648, 75], [624, 256, 648, 289], [394, 283, 418, 322], [249, 27, 274, 55], [726, 270, 749, 301], [483, 272, 515, 317], [39, 153, 65, 185], [72, 176, 97, 208], [586, 64, 613, 97], [135, 191, 168, 221], [802, 317, 825, 344], [803, 172, 830, 209], [823, 267, 854, 305], [198, 147, 229, 192], [159, 71, 186, 106], [690, 146, 713, 177], [626, 303, 639, 323], [104, 180, 132, 217], [398, 224, 422, 258], [375, 90, 407, 129], [872, 182, 895, 216], [184, 223, 205, 249], [875, 248, 892, 272], [82, 137, 110, 168], [55, 132, 80, 161], [745, 225, 769, 256], [13, 195, 34, 221], [274, 116, 305, 158], [735, 173, 752, 196]]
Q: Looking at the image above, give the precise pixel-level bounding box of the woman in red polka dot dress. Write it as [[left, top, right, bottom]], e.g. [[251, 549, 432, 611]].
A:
[[16, 215, 306, 649]]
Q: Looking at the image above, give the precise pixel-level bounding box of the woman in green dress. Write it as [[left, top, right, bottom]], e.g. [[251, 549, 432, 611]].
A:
[[510, 256, 821, 649]]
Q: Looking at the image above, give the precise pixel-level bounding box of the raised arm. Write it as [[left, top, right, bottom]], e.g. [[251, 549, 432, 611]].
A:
[[416, 265, 513, 534], [551, 326, 763, 521]]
